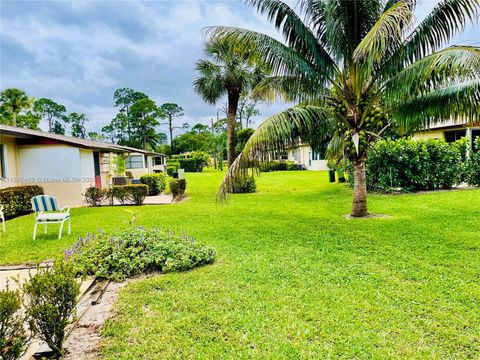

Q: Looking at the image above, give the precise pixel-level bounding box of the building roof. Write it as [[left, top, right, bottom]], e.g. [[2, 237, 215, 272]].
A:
[[0, 124, 164, 156]]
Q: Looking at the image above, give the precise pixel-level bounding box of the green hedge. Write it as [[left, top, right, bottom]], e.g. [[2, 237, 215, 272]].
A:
[[465, 137, 480, 186], [170, 151, 210, 172], [0, 185, 44, 218], [139, 173, 166, 196], [260, 161, 300, 172], [349, 138, 463, 191]]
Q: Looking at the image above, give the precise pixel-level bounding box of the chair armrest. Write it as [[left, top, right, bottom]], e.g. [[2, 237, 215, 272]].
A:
[[60, 206, 70, 214]]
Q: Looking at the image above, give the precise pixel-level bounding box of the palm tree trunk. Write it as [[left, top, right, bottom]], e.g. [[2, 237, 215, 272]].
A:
[[352, 158, 368, 217], [227, 90, 240, 166]]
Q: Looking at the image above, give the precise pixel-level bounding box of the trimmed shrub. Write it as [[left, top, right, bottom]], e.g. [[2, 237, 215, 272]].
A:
[[84, 186, 105, 207], [0, 185, 44, 218], [260, 161, 300, 172], [348, 138, 463, 191], [231, 176, 256, 194], [0, 287, 30, 360], [66, 228, 216, 280], [139, 173, 166, 196], [166, 161, 180, 176], [23, 261, 80, 359], [110, 185, 149, 205], [171, 151, 210, 172], [169, 179, 187, 198], [465, 137, 480, 186]]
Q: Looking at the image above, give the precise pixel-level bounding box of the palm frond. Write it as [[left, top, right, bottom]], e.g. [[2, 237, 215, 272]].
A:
[[246, 0, 338, 75], [193, 59, 225, 104], [322, 0, 384, 63], [402, 0, 480, 63], [384, 46, 480, 102], [253, 75, 327, 103], [353, 0, 414, 66], [217, 105, 332, 199], [391, 80, 480, 131], [205, 26, 332, 85]]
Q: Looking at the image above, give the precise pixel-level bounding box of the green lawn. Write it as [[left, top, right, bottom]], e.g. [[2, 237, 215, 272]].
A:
[[2, 170, 480, 358]]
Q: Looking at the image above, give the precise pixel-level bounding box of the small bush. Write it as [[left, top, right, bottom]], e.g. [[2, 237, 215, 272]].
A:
[[171, 151, 210, 172], [23, 261, 80, 359], [110, 185, 148, 205], [66, 228, 216, 280], [169, 179, 187, 198], [231, 176, 256, 194], [465, 137, 480, 186], [0, 185, 44, 218], [0, 287, 30, 360], [139, 173, 166, 196], [84, 186, 105, 207]]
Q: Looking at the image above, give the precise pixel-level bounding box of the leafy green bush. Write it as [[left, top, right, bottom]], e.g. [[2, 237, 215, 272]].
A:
[[231, 176, 256, 194], [465, 137, 480, 186], [23, 261, 80, 359], [139, 174, 166, 196], [0, 287, 30, 360], [0, 185, 44, 218], [172, 151, 210, 172], [110, 185, 148, 205], [166, 160, 180, 176], [260, 161, 299, 172], [169, 179, 187, 198], [348, 138, 463, 191], [84, 186, 105, 207], [66, 228, 216, 280]]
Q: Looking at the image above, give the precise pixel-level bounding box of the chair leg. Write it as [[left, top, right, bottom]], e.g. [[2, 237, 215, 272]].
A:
[[68, 218, 71, 235], [58, 220, 65, 240], [33, 222, 38, 240]]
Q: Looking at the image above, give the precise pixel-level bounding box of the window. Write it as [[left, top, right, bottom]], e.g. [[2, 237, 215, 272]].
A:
[[472, 129, 480, 152], [154, 156, 164, 166], [125, 155, 144, 169], [444, 129, 466, 143], [0, 144, 5, 177]]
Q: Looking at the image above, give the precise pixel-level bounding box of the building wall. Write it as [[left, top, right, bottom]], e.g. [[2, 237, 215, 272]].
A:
[[16, 145, 85, 205], [80, 149, 96, 195], [288, 145, 329, 171], [412, 129, 446, 140]]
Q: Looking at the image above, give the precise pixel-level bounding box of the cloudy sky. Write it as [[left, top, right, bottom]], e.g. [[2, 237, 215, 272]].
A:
[[1, 0, 479, 135]]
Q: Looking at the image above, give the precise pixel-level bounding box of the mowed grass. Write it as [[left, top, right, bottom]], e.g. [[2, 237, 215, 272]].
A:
[[2, 170, 480, 358]]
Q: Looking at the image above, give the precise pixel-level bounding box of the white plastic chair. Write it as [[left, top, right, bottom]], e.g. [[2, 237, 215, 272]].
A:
[[0, 204, 5, 233], [31, 195, 70, 240]]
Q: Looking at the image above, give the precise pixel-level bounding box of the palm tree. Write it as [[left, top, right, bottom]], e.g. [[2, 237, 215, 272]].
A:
[[211, 0, 480, 217], [194, 38, 266, 166], [0, 88, 31, 126]]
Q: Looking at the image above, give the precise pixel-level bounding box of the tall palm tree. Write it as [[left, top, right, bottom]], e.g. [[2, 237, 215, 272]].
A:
[[211, 0, 480, 217], [194, 38, 266, 166], [0, 88, 31, 126]]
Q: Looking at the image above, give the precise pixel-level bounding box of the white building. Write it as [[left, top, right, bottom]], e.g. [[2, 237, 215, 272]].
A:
[[0, 125, 166, 205], [287, 144, 329, 171]]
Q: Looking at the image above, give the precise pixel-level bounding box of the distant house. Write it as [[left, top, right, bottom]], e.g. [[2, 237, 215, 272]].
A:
[[287, 143, 329, 171], [413, 120, 480, 150], [0, 125, 165, 205], [125, 152, 166, 179]]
